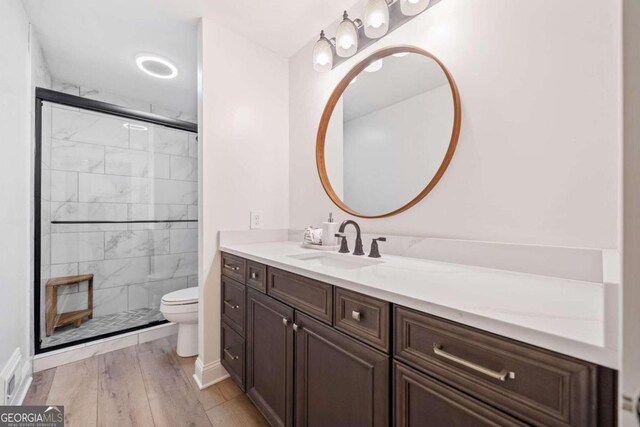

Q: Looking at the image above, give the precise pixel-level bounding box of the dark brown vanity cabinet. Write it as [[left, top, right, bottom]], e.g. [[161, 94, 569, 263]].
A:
[[295, 311, 389, 427], [394, 361, 527, 427], [394, 306, 616, 427], [220, 253, 616, 427], [245, 286, 390, 427], [246, 288, 295, 427]]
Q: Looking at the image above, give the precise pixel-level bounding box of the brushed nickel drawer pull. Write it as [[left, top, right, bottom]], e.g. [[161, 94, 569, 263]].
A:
[[224, 347, 239, 360], [282, 317, 290, 326], [433, 344, 515, 382], [250, 271, 258, 279], [351, 310, 362, 322], [223, 300, 239, 309], [223, 264, 240, 271], [292, 323, 300, 332]]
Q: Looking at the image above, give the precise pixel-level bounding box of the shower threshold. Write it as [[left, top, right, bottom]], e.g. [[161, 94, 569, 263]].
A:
[[41, 307, 165, 348]]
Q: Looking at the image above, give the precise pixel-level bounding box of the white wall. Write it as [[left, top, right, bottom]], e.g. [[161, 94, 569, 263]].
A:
[[0, 0, 33, 403], [197, 17, 289, 385], [342, 85, 452, 215], [289, 0, 621, 249]]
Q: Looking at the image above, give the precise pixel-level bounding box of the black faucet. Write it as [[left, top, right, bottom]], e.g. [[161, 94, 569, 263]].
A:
[[338, 220, 364, 256], [368, 237, 386, 258], [335, 234, 350, 253]]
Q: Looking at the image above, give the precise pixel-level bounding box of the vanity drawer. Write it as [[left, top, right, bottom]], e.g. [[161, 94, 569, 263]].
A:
[[334, 287, 390, 352], [221, 252, 246, 283], [394, 361, 527, 427], [221, 276, 245, 335], [221, 322, 245, 391], [394, 306, 602, 427], [267, 267, 333, 325], [246, 261, 266, 293]]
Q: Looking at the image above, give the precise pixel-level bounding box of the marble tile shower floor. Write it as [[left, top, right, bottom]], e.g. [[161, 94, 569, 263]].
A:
[[42, 307, 165, 348]]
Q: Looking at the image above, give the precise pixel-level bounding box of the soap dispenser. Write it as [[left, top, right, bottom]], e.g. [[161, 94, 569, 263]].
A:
[[322, 213, 337, 246]]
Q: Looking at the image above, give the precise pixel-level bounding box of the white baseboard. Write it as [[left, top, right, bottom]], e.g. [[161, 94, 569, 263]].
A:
[[193, 357, 229, 389], [33, 323, 178, 372]]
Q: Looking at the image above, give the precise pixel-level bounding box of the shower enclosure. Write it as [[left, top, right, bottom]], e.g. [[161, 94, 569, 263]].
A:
[[35, 88, 198, 353]]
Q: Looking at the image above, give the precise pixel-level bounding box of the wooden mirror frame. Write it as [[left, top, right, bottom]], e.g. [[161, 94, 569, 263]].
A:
[[316, 45, 462, 219]]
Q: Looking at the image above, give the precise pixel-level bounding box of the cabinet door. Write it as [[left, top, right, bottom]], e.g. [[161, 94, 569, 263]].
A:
[[394, 361, 528, 427], [295, 311, 389, 427], [246, 288, 294, 427]]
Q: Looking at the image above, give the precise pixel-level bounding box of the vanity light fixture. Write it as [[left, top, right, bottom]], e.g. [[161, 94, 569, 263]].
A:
[[364, 59, 383, 73], [364, 0, 390, 39], [135, 54, 178, 79], [313, 31, 334, 72], [335, 11, 361, 58], [400, 0, 431, 16], [313, 0, 434, 72]]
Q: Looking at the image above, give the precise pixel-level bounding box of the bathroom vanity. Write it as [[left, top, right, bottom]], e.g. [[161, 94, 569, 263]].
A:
[[216, 45, 617, 427], [218, 242, 616, 427]]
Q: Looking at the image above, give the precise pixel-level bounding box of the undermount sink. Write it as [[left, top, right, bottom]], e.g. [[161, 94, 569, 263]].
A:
[[287, 252, 384, 270]]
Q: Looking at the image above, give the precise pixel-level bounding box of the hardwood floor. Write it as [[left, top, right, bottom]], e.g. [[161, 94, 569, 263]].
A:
[[23, 336, 268, 427]]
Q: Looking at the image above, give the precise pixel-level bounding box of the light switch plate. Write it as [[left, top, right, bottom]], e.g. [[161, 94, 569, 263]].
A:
[[250, 211, 262, 229]]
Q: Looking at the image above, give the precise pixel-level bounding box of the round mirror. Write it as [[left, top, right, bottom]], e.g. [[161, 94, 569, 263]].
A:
[[317, 46, 461, 218]]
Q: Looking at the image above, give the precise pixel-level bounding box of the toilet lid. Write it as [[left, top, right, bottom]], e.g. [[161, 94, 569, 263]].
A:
[[161, 287, 199, 305]]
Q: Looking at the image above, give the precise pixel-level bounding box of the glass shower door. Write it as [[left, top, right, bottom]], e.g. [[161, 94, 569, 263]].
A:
[[37, 98, 198, 351]]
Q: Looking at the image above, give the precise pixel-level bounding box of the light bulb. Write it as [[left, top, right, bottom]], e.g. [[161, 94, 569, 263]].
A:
[[364, 59, 383, 73], [364, 0, 389, 39], [400, 0, 430, 16], [369, 12, 384, 28], [313, 31, 333, 72], [336, 11, 359, 57]]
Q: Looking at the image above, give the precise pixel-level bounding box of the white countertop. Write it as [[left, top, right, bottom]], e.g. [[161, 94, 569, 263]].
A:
[[220, 240, 619, 369]]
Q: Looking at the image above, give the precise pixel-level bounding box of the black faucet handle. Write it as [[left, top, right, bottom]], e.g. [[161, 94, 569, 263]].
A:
[[368, 237, 386, 258], [335, 233, 350, 253]]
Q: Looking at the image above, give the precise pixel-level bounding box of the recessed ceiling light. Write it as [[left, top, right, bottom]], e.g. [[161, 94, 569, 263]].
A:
[[123, 123, 148, 131], [135, 54, 178, 79]]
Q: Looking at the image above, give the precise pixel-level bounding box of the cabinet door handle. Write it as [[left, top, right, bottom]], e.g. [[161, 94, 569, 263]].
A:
[[433, 344, 515, 382], [282, 317, 290, 326], [223, 300, 239, 309], [223, 264, 240, 271], [224, 347, 239, 360], [250, 272, 258, 279], [292, 323, 301, 332], [351, 310, 362, 322]]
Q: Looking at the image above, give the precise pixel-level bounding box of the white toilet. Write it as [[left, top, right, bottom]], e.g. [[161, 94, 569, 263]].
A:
[[160, 287, 199, 357]]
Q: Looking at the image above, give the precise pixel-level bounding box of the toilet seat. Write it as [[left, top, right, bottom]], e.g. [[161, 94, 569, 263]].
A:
[[161, 287, 199, 306]]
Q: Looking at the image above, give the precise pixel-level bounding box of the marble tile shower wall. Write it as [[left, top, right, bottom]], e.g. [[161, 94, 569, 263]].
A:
[[43, 104, 198, 323]]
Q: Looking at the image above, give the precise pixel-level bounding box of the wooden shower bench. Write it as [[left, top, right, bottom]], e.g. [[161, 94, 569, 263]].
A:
[[46, 274, 94, 337]]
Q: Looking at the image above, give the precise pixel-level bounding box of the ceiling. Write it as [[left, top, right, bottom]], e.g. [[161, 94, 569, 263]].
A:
[[202, 0, 362, 57], [22, 0, 201, 116], [22, 0, 360, 119]]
